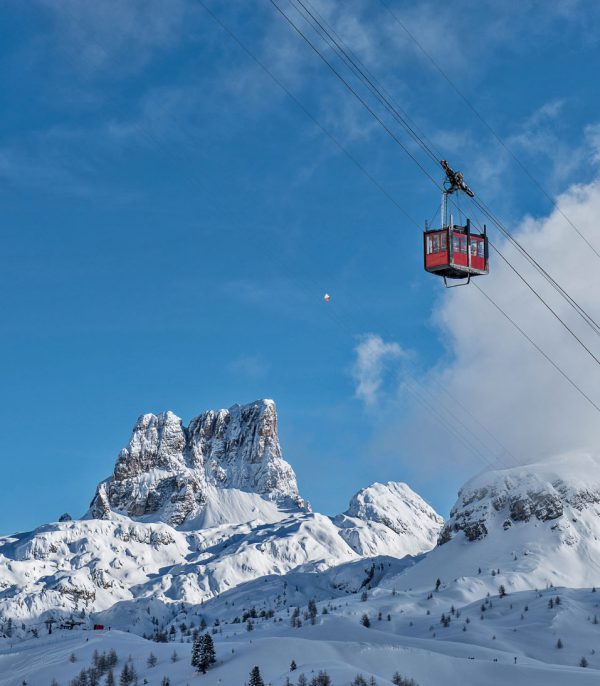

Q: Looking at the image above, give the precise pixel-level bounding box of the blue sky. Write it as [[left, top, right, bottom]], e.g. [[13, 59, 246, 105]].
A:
[[3, 0, 600, 534]]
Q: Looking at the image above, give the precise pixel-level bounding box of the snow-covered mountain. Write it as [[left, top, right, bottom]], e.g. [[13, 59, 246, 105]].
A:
[[392, 453, 600, 598], [335, 481, 443, 557], [0, 399, 442, 626], [5, 408, 600, 685], [87, 399, 306, 527]]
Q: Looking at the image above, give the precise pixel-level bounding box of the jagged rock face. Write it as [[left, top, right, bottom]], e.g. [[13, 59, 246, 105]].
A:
[[88, 400, 305, 526], [439, 455, 600, 545]]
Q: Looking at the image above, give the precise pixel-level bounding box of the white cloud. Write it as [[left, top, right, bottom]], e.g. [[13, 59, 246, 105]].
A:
[[352, 334, 403, 407], [418, 176, 600, 463]]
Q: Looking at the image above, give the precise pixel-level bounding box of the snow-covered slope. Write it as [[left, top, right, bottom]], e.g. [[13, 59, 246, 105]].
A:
[[0, 400, 442, 626], [6, 428, 600, 685], [335, 481, 443, 557], [390, 453, 600, 599]]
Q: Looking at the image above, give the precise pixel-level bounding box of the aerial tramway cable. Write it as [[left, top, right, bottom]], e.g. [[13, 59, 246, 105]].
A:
[[197, 0, 522, 469], [377, 0, 600, 261], [473, 283, 600, 415], [197, 0, 600, 463], [270, 0, 600, 352]]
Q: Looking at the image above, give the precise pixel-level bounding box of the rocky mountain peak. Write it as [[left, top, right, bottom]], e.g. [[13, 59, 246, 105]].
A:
[[334, 481, 443, 557], [87, 399, 306, 527]]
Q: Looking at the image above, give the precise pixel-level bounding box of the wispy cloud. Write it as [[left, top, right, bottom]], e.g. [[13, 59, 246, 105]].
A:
[[228, 354, 270, 380], [351, 333, 403, 407], [35, 0, 195, 75]]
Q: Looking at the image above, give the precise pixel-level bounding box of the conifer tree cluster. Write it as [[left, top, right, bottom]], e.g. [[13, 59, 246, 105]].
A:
[[66, 650, 119, 686]]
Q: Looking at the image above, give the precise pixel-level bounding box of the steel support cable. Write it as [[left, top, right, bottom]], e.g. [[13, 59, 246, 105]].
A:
[[270, 0, 600, 375], [435, 384, 517, 466], [201, 0, 600, 462], [489, 242, 600, 369], [263, 1, 600, 446], [196, 1, 420, 229], [377, 0, 600, 260], [293, 0, 600, 345], [198, 1, 600, 464], [402, 378, 502, 468], [269, 0, 600, 346], [290, 0, 441, 165], [302, 5, 441, 170], [198, 0, 520, 469], [267, 0, 443, 188], [314, 281, 515, 467], [344, 323, 518, 468], [404, 378, 518, 468], [472, 196, 600, 338], [473, 283, 600, 414]]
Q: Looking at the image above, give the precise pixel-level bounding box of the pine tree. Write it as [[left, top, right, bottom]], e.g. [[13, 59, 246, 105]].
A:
[[89, 667, 100, 686], [192, 632, 216, 674], [105, 672, 115, 686], [160, 679, 170, 686], [499, 585, 507, 598], [580, 656, 589, 668], [146, 653, 157, 668], [435, 578, 441, 592], [361, 613, 371, 628], [308, 599, 318, 625], [290, 659, 297, 671], [170, 650, 178, 663], [556, 638, 563, 648], [119, 664, 131, 686], [297, 675, 307, 686], [191, 634, 202, 672], [248, 666, 265, 686]]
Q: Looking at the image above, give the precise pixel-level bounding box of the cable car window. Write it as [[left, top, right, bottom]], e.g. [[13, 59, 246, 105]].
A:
[[427, 237, 433, 254], [470, 242, 477, 256], [458, 236, 467, 254], [478, 241, 485, 258], [440, 233, 447, 250], [452, 235, 460, 252], [433, 235, 439, 252]]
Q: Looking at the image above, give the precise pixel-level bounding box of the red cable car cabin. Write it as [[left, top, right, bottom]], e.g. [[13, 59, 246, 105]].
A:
[[424, 218, 488, 281]]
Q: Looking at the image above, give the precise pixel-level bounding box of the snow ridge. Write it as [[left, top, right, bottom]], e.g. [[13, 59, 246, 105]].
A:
[[0, 400, 443, 625]]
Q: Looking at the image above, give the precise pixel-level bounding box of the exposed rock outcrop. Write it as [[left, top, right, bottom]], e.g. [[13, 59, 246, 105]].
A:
[[87, 399, 306, 526], [439, 454, 600, 544]]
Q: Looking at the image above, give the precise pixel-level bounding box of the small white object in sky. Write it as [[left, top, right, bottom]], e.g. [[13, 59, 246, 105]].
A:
[[324, 293, 331, 302]]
